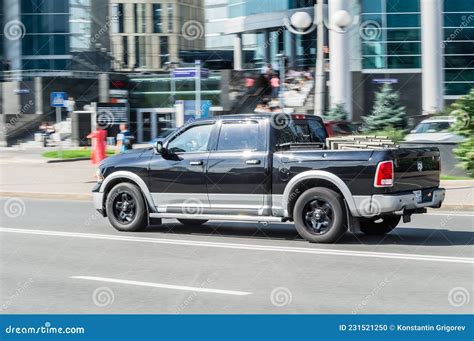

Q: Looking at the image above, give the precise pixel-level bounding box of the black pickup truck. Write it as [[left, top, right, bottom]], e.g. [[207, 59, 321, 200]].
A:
[[93, 113, 445, 243]]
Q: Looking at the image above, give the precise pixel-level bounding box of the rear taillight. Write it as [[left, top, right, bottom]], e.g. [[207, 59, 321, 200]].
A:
[[374, 160, 394, 187]]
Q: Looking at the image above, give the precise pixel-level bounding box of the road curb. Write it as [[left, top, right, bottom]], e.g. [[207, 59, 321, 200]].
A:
[[440, 180, 474, 188], [0, 191, 91, 201], [430, 205, 474, 212], [45, 157, 90, 163]]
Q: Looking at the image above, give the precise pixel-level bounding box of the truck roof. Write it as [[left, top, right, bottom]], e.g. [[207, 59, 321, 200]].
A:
[[217, 113, 324, 121]]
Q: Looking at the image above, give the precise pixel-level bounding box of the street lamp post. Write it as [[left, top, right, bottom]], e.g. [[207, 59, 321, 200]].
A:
[[276, 53, 286, 110], [284, 0, 357, 117]]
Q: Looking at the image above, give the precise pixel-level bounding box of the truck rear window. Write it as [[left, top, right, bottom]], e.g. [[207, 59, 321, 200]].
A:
[[276, 118, 327, 146]]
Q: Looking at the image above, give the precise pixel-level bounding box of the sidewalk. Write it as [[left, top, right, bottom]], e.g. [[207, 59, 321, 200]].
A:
[[0, 150, 473, 210], [0, 157, 95, 200]]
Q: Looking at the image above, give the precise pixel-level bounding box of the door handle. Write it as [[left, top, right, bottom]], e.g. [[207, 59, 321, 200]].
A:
[[190, 161, 203, 166], [246, 159, 261, 165]]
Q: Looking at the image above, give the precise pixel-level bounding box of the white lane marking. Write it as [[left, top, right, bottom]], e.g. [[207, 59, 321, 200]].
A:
[[71, 276, 251, 296], [1, 227, 473, 265]]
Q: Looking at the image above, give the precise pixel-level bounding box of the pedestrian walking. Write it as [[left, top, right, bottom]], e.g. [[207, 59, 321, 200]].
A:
[[39, 121, 55, 147], [271, 74, 280, 98], [115, 123, 133, 154], [245, 75, 255, 94], [87, 125, 107, 166]]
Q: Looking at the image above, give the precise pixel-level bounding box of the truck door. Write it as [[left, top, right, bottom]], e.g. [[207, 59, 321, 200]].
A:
[[148, 122, 216, 213], [206, 120, 270, 215]]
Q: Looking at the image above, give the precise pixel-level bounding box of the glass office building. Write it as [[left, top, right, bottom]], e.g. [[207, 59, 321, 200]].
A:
[[20, 0, 70, 70], [220, 0, 473, 118], [362, 0, 474, 97], [1, 0, 109, 71], [226, 0, 319, 68], [443, 1, 474, 97], [228, 0, 316, 17]]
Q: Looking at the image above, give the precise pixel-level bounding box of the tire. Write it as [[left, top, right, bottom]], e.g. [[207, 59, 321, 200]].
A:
[[293, 187, 347, 243], [177, 219, 208, 226], [360, 214, 400, 235], [105, 182, 148, 232]]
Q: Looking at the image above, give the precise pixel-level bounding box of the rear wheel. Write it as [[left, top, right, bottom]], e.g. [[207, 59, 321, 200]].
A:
[[106, 183, 148, 232], [360, 214, 400, 235], [293, 187, 347, 243], [178, 219, 208, 226]]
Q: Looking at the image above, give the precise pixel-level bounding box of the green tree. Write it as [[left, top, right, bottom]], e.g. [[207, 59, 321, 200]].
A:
[[362, 84, 407, 132], [449, 88, 474, 177], [323, 103, 347, 121]]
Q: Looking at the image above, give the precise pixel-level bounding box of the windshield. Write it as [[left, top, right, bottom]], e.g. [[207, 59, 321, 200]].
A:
[[414, 121, 451, 133]]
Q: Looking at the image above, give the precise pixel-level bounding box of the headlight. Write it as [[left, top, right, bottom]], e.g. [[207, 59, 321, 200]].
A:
[[96, 168, 105, 182]]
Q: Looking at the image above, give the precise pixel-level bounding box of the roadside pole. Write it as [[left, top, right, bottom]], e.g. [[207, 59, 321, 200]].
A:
[[278, 53, 285, 110], [170, 70, 176, 107], [51, 92, 67, 158], [195, 60, 201, 118], [56, 106, 63, 158], [314, 0, 326, 116], [55, 106, 61, 124]]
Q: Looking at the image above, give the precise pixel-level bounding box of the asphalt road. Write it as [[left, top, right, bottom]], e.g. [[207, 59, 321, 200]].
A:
[[0, 198, 473, 314]]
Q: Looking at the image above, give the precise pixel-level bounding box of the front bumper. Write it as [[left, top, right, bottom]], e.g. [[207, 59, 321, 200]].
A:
[[353, 188, 446, 217], [93, 191, 105, 216]]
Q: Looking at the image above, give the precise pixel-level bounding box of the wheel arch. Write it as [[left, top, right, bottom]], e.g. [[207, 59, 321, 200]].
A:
[[282, 171, 358, 218], [99, 171, 156, 214]]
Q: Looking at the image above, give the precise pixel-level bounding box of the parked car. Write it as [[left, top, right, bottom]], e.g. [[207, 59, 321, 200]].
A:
[[93, 113, 445, 243], [325, 121, 361, 137], [404, 117, 464, 143]]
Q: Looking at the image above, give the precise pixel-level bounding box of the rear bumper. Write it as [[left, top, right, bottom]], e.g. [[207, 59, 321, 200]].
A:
[[353, 188, 445, 217]]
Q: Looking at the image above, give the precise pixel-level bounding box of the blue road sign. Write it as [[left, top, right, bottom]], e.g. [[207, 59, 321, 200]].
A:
[[372, 78, 398, 85], [172, 68, 209, 79], [50, 92, 67, 107]]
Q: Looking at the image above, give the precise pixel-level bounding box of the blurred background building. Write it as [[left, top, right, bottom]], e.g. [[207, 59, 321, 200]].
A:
[[2, 0, 111, 72], [0, 0, 473, 146], [109, 0, 205, 71]]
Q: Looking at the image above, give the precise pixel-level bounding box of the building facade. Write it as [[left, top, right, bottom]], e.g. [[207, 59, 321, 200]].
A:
[[2, 0, 110, 72], [225, 0, 321, 69], [204, 0, 256, 52], [109, 0, 205, 71], [219, 0, 474, 119]]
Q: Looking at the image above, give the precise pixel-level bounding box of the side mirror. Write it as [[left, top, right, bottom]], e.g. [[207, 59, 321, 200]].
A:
[[154, 141, 165, 154], [410, 129, 417, 133]]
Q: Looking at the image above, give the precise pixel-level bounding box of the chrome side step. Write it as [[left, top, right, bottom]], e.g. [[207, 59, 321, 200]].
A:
[[149, 213, 284, 223]]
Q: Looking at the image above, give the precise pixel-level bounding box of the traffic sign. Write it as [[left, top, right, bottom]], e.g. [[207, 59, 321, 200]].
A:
[[172, 67, 209, 79], [50, 92, 67, 107], [372, 78, 398, 85]]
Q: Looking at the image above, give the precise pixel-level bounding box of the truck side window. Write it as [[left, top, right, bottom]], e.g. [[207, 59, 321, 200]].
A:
[[216, 121, 259, 151], [277, 119, 326, 145], [167, 124, 213, 153]]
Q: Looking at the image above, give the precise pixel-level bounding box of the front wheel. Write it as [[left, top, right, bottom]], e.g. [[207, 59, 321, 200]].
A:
[[359, 214, 400, 235], [293, 187, 347, 243], [106, 183, 148, 232]]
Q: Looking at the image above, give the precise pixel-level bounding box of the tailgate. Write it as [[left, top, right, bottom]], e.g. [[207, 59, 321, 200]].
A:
[[391, 147, 441, 192]]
